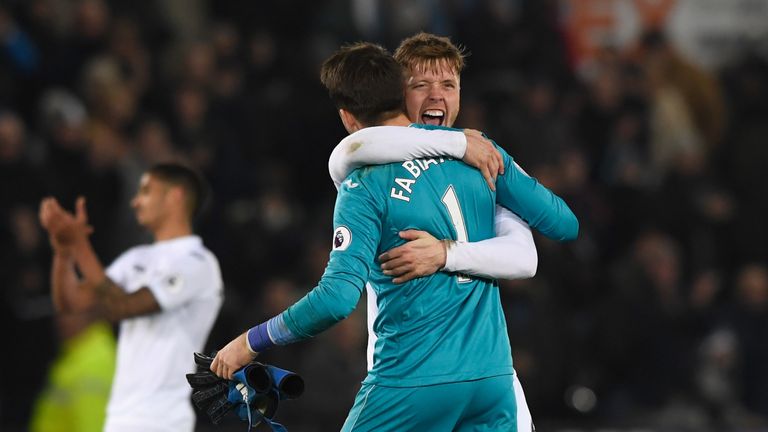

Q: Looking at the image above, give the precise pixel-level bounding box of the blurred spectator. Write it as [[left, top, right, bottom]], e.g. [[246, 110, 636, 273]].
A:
[[600, 107, 653, 190], [29, 316, 116, 432], [645, 54, 705, 183], [0, 5, 40, 118], [577, 54, 625, 181], [0, 205, 55, 431], [694, 327, 742, 429], [637, 30, 726, 152], [0, 111, 45, 210], [502, 75, 572, 173], [720, 54, 768, 264], [599, 231, 697, 416], [729, 264, 768, 419], [35, 88, 124, 259], [0, 113, 53, 429]]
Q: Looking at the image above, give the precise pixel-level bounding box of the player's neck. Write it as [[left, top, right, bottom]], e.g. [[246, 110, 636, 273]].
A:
[[378, 113, 411, 127], [152, 219, 192, 242]]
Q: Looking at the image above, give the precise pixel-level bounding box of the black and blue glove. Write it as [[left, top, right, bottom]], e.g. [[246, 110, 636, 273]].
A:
[[186, 352, 304, 430]]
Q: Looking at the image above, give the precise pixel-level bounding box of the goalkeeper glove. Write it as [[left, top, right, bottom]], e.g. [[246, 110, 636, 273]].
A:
[[186, 352, 303, 430]]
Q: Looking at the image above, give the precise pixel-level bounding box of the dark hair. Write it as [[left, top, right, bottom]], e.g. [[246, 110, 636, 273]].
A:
[[394, 32, 467, 76], [147, 163, 207, 219], [319, 42, 404, 126]]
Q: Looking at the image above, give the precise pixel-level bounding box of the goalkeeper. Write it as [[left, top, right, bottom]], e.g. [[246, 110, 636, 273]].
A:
[[213, 43, 577, 431]]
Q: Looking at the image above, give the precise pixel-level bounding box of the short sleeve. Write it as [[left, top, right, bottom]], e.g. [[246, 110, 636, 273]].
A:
[[105, 250, 133, 290]]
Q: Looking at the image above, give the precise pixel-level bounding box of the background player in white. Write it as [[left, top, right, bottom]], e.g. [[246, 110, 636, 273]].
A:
[[39, 163, 223, 432]]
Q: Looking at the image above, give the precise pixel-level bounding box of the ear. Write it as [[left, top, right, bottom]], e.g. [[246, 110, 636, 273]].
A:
[[339, 109, 362, 134], [166, 185, 185, 209]]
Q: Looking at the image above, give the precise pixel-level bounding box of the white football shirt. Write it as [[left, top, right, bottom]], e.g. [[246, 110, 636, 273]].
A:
[[103, 235, 223, 432]]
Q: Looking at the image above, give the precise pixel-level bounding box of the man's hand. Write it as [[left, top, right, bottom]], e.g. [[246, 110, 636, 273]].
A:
[[379, 230, 448, 284], [211, 332, 257, 380], [39, 196, 93, 252], [39, 197, 61, 233], [462, 129, 504, 191]]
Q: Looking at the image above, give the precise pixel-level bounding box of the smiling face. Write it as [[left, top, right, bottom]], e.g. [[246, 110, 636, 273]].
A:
[[404, 60, 460, 127]]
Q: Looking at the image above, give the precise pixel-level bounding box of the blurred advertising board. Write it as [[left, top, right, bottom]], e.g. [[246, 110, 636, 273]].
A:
[[560, 0, 768, 73]]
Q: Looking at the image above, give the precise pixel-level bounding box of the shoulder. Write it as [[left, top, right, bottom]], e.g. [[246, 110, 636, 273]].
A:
[[336, 167, 388, 212], [109, 244, 149, 268], [344, 164, 392, 190], [409, 124, 463, 133], [159, 238, 221, 274], [181, 245, 220, 272], [184, 247, 220, 272], [122, 243, 152, 256], [160, 243, 223, 294]]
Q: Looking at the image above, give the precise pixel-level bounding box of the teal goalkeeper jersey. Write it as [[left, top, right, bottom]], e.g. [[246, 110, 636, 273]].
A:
[[281, 143, 577, 387]]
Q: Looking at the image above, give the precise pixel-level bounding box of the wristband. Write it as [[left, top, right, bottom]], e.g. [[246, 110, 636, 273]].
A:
[[246, 323, 274, 353]]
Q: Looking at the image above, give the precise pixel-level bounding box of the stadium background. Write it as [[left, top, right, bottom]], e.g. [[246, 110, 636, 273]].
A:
[[2, 0, 768, 430]]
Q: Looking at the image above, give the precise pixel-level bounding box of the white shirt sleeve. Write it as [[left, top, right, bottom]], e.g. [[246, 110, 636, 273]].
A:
[[443, 205, 538, 280], [105, 250, 132, 290], [328, 126, 467, 189]]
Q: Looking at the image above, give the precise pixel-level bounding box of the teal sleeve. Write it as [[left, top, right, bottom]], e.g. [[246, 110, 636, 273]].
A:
[[281, 173, 383, 338], [414, 124, 578, 241], [495, 145, 579, 241], [411, 124, 463, 132]]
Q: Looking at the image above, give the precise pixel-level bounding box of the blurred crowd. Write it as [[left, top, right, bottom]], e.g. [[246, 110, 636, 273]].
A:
[[1, 0, 768, 431]]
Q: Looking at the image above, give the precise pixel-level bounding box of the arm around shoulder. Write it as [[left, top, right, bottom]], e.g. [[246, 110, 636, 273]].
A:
[[329, 126, 467, 187]]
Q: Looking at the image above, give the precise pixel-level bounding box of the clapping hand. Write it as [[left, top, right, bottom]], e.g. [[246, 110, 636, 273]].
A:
[[39, 196, 93, 253]]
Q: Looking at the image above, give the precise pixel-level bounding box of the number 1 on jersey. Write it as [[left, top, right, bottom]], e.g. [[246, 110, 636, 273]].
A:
[[442, 186, 471, 283]]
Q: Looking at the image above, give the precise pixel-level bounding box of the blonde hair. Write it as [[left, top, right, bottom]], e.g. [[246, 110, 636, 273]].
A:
[[394, 32, 466, 76]]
